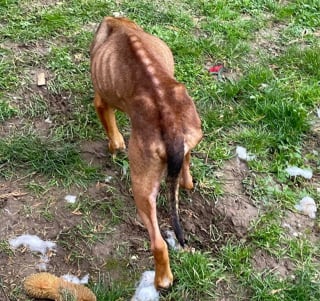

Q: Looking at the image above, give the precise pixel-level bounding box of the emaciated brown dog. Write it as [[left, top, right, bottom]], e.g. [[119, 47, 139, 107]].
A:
[[90, 17, 202, 289]]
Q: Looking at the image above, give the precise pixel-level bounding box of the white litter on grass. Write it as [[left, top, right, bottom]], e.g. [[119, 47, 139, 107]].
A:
[[282, 222, 299, 237], [9, 234, 56, 255], [236, 146, 256, 161], [285, 166, 313, 179], [317, 108, 320, 118], [44, 117, 52, 124], [64, 194, 77, 203], [36, 255, 51, 272], [36, 261, 48, 272], [61, 273, 89, 285], [295, 196, 317, 219], [131, 271, 159, 301], [104, 176, 113, 183], [9, 234, 56, 271], [165, 230, 177, 250], [112, 11, 125, 17]]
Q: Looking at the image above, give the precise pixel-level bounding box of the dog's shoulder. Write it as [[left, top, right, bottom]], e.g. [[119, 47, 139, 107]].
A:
[[91, 17, 142, 55]]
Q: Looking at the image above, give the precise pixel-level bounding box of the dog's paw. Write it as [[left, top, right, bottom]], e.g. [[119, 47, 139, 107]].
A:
[[154, 268, 173, 290], [108, 137, 126, 154], [179, 175, 194, 190]]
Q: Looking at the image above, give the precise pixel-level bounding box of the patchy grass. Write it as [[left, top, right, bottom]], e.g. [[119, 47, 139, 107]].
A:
[[0, 133, 101, 185], [1, 0, 320, 300]]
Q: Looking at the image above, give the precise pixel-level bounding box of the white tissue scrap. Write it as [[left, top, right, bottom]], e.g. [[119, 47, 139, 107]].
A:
[[317, 108, 320, 118], [131, 271, 159, 301], [36, 255, 51, 272], [65, 194, 77, 203], [282, 222, 299, 237], [112, 11, 125, 17], [285, 166, 313, 179], [295, 197, 317, 219], [236, 146, 256, 161], [9, 234, 56, 271], [165, 230, 177, 250], [104, 176, 113, 183], [61, 273, 89, 284], [9, 234, 56, 255], [36, 262, 48, 271]]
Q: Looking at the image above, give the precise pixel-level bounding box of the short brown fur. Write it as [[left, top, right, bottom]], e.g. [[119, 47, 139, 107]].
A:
[[90, 17, 202, 289]]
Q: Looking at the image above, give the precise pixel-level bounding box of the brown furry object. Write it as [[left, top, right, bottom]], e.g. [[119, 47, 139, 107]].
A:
[[24, 272, 96, 301]]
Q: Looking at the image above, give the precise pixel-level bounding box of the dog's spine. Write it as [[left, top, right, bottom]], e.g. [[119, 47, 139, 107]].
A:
[[128, 32, 185, 246], [166, 135, 185, 247]]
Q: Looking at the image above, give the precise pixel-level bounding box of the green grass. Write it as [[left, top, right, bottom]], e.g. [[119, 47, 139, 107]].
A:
[[164, 251, 223, 300], [92, 280, 133, 301], [0, 99, 17, 122], [1, 0, 320, 300], [0, 133, 101, 185]]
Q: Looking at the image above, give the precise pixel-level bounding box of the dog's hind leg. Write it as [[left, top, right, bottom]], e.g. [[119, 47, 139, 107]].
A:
[[93, 92, 126, 153], [179, 151, 194, 190], [129, 141, 173, 289]]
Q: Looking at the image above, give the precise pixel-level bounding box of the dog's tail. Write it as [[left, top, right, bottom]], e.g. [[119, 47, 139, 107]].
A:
[[165, 134, 185, 247]]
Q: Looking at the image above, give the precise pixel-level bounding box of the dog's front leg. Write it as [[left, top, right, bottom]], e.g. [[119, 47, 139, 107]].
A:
[[93, 92, 126, 153]]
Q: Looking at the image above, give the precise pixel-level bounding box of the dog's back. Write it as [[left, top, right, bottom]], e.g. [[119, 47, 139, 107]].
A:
[[90, 17, 201, 153], [91, 17, 174, 109]]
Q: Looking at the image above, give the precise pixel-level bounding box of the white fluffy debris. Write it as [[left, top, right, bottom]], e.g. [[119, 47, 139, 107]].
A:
[[236, 146, 256, 161], [36, 261, 48, 272], [44, 117, 52, 124], [9, 234, 56, 255], [64, 194, 77, 203], [112, 11, 125, 17], [104, 176, 113, 183], [36, 255, 51, 272], [295, 197, 317, 219], [131, 271, 159, 301], [282, 222, 299, 237], [285, 166, 313, 179], [165, 230, 177, 250], [9, 234, 56, 271], [61, 273, 89, 284]]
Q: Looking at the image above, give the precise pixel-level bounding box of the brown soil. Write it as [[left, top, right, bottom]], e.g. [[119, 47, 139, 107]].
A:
[[1, 131, 318, 300]]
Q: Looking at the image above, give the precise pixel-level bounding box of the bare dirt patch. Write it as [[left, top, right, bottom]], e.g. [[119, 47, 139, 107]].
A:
[[252, 249, 294, 278], [248, 21, 287, 62], [213, 157, 259, 239]]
